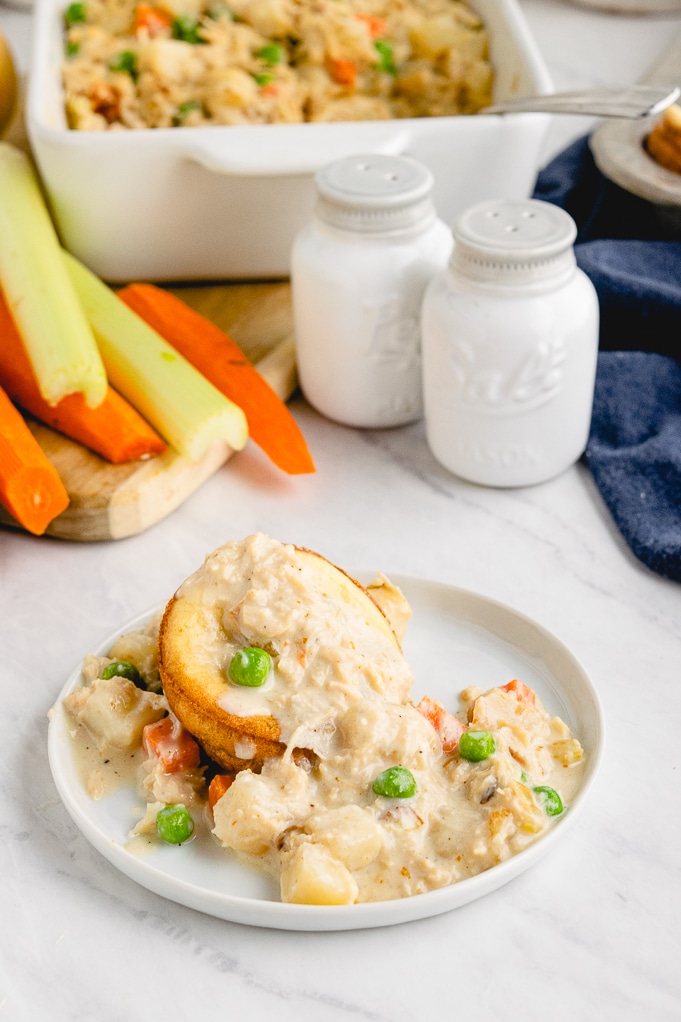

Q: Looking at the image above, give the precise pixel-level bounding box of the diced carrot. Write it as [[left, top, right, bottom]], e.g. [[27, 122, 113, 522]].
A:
[[0, 384, 69, 535], [117, 283, 315, 475], [134, 3, 172, 36], [208, 773, 234, 814], [355, 14, 386, 38], [416, 695, 465, 753], [326, 57, 358, 87], [500, 680, 536, 705], [261, 83, 279, 97], [0, 290, 167, 463], [143, 716, 201, 773]]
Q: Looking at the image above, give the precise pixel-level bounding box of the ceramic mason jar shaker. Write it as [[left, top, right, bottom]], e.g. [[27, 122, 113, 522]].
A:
[[421, 198, 599, 487], [291, 153, 452, 428]]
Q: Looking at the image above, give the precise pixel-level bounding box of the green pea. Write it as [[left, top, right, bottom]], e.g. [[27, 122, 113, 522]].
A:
[[253, 72, 274, 87], [156, 804, 195, 844], [174, 99, 202, 124], [228, 647, 272, 687], [64, 2, 87, 27], [172, 16, 204, 44], [101, 659, 146, 689], [257, 42, 285, 66], [533, 786, 564, 817], [374, 40, 396, 76], [65, 40, 80, 57], [108, 50, 138, 80], [459, 729, 495, 762], [372, 766, 416, 799]]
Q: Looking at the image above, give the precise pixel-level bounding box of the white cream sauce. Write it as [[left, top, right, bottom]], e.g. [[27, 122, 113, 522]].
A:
[[67, 720, 145, 800], [216, 672, 275, 718], [211, 686, 584, 904]]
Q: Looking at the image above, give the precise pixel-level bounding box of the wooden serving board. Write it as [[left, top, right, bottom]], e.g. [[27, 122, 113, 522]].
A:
[[0, 85, 300, 542], [0, 281, 299, 542]]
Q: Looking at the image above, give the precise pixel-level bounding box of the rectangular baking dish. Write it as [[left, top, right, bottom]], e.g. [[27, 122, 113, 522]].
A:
[[26, 0, 553, 282]]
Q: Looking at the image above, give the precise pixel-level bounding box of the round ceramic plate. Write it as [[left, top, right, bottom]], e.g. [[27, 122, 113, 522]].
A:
[[590, 117, 681, 207], [48, 574, 604, 932], [589, 31, 681, 208]]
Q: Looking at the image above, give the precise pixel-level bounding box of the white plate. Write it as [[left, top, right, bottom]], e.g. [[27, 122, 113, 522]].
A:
[[48, 574, 604, 932]]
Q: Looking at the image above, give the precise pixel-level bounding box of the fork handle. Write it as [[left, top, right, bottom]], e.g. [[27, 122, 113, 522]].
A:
[[481, 84, 680, 119]]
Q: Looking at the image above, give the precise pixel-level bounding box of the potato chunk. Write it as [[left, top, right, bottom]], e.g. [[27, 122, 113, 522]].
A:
[[64, 676, 166, 751], [212, 771, 294, 855], [280, 842, 359, 905], [305, 805, 384, 870]]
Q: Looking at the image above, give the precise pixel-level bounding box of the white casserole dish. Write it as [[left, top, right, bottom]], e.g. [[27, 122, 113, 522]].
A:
[[27, 0, 553, 282]]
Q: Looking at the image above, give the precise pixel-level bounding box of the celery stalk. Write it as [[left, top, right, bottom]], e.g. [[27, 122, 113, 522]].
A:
[[63, 252, 249, 461], [0, 143, 107, 408]]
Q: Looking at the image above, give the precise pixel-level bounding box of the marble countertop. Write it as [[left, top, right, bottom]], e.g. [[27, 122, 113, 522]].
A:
[[2, 3, 681, 1020]]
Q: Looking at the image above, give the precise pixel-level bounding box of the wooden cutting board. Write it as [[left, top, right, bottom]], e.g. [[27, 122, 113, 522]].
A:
[[0, 281, 299, 542], [0, 81, 300, 542]]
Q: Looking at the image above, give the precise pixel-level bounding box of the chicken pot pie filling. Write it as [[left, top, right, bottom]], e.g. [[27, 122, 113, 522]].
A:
[[60, 0, 494, 130], [62, 534, 584, 905]]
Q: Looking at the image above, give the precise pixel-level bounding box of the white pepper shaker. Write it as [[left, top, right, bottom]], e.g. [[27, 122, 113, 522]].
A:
[[291, 153, 452, 428], [421, 198, 599, 487]]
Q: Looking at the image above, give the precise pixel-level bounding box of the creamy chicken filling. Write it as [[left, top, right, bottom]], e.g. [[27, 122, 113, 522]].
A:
[[62, 542, 584, 905]]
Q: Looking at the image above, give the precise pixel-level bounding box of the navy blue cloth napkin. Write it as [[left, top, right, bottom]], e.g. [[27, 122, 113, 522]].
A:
[[532, 136, 681, 583]]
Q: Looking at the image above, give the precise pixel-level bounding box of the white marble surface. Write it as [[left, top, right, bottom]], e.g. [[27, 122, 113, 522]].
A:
[[2, 4, 681, 1020]]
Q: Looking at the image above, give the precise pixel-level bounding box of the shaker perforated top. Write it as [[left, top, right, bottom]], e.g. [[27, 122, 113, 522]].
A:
[[450, 198, 578, 284], [313, 153, 436, 234]]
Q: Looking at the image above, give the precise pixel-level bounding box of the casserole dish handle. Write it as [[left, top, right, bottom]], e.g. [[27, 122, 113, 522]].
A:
[[175, 125, 414, 177]]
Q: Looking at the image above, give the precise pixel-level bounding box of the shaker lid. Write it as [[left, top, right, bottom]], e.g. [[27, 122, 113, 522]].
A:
[[314, 154, 435, 234], [450, 198, 578, 284]]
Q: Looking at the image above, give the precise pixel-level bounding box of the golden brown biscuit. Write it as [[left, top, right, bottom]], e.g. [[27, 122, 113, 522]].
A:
[[158, 536, 407, 773], [646, 103, 681, 175]]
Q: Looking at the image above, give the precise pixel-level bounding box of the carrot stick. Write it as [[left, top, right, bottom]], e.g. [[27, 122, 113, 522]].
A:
[[117, 284, 315, 475], [0, 289, 167, 463], [0, 384, 69, 535]]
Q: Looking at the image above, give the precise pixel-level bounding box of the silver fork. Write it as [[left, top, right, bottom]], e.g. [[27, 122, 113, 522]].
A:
[[481, 84, 680, 118]]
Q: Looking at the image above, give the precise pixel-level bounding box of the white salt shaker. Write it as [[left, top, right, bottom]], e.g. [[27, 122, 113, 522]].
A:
[[291, 154, 452, 428], [421, 198, 599, 487]]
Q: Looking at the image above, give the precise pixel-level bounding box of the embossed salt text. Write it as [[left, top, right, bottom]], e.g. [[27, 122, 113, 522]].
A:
[[447, 336, 566, 414], [421, 198, 599, 487]]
